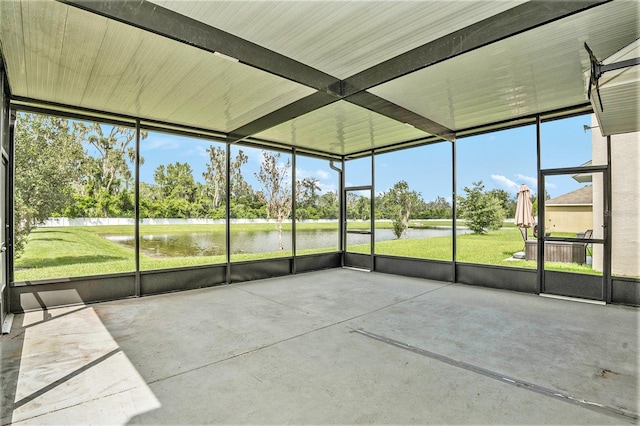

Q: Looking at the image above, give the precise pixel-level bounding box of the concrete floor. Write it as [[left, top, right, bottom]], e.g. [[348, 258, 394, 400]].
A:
[[1, 268, 638, 425]]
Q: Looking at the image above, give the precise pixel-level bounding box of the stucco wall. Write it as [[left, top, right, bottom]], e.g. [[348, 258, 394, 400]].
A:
[[545, 206, 593, 234], [592, 117, 640, 277]]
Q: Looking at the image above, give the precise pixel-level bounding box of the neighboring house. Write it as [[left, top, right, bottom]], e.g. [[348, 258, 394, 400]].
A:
[[591, 116, 640, 277], [554, 115, 640, 277], [545, 185, 593, 234]]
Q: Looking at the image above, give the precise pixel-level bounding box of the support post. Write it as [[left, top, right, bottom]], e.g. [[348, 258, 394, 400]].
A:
[[134, 119, 141, 297], [536, 115, 544, 294], [225, 142, 231, 284], [451, 138, 457, 283], [604, 135, 612, 303], [329, 159, 344, 266], [370, 151, 375, 272], [7, 110, 14, 289], [291, 148, 297, 274]]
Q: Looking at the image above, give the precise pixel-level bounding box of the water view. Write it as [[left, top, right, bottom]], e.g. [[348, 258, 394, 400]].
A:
[[104, 227, 460, 257]]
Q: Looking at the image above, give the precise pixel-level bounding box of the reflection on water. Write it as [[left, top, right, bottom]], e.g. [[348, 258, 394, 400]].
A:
[[104, 227, 457, 258]]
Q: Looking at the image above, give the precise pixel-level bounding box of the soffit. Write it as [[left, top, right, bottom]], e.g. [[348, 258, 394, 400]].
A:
[[369, 1, 639, 131], [148, 0, 526, 79], [589, 38, 640, 136], [0, 0, 315, 133]]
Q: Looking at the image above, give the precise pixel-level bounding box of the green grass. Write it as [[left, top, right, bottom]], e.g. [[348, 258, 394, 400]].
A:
[[354, 228, 600, 275], [14, 225, 340, 281], [15, 223, 600, 282], [374, 236, 453, 260], [15, 228, 137, 280], [407, 219, 512, 228]]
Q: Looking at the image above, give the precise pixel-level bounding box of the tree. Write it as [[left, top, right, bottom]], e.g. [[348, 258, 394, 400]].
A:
[[202, 147, 260, 219], [153, 162, 197, 218], [318, 191, 339, 219], [421, 196, 452, 219], [458, 181, 505, 234], [139, 182, 163, 218], [230, 150, 251, 200], [346, 192, 370, 221], [228, 149, 263, 218], [379, 181, 421, 239], [488, 188, 517, 218], [297, 177, 321, 205], [202, 146, 226, 211], [255, 151, 292, 250], [14, 113, 86, 256], [79, 123, 145, 217], [532, 190, 551, 216], [296, 177, 321, 219]]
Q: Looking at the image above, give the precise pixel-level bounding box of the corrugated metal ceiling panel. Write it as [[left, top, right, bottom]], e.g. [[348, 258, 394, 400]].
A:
[[255, 101, 431, 155], [0, 0, 28, 96], [56, 5, 111, 106], [3, 1, 637, 156], [79, 19, 145, 109], [1, 0, 315, 133], [149, 0, 526, 79], [369, 1, 639, 131]]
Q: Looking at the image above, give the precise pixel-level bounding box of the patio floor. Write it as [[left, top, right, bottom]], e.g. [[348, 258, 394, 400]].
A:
[[1, 268, 638, 425]]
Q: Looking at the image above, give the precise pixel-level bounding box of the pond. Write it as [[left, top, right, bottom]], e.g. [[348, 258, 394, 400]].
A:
[[104, 227, 462, 258]]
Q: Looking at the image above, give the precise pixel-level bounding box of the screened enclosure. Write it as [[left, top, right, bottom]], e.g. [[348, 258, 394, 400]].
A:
[[0, 0, 638, 314]]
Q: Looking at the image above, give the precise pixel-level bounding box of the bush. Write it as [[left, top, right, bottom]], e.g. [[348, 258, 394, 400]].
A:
[[458, 181, 506, 234]]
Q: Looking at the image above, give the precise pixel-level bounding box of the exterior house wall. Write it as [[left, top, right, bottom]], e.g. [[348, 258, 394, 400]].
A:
[[592, 117, 640, 277], [545, 205, 593, 234]]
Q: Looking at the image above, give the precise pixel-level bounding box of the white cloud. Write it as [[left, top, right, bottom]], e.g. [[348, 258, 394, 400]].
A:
[[318, 182, 337, 194], [491, 174, 520, 193], [295, 167, 309, 179], [296, 167, 331, 181], [195, 145, 209, 158], [316, 169, 330, 180], [144, 136, 181, 150], [512, 174, 557, 190], [515, 174, 537, 189]]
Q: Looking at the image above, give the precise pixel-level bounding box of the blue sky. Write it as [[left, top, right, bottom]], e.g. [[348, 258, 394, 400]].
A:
[[136, 114, 594, 202]]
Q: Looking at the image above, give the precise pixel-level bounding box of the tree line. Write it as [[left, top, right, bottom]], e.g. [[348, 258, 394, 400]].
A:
[[347, 180, 524, 239], [14, 113, 532, 254]]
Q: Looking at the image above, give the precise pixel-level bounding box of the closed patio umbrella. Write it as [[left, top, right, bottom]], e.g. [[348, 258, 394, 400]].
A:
[[513, 184, 535, 259], [515, 184, 535, 234]]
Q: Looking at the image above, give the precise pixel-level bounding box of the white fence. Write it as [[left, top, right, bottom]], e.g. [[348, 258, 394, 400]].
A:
[[41, 217, 471, 227], [41, 217, 340, 227]]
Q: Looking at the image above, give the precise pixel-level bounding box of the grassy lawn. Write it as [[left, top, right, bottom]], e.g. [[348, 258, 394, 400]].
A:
[[408, 219, 514, 228], [15, 223, 599, 282], [14, 225, 339, 281], [15, 228, 137, 280], [353, 227, 599, 274]]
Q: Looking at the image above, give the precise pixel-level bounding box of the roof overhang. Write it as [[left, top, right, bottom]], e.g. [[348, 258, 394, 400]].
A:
[[586, 38, 640, 136]]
